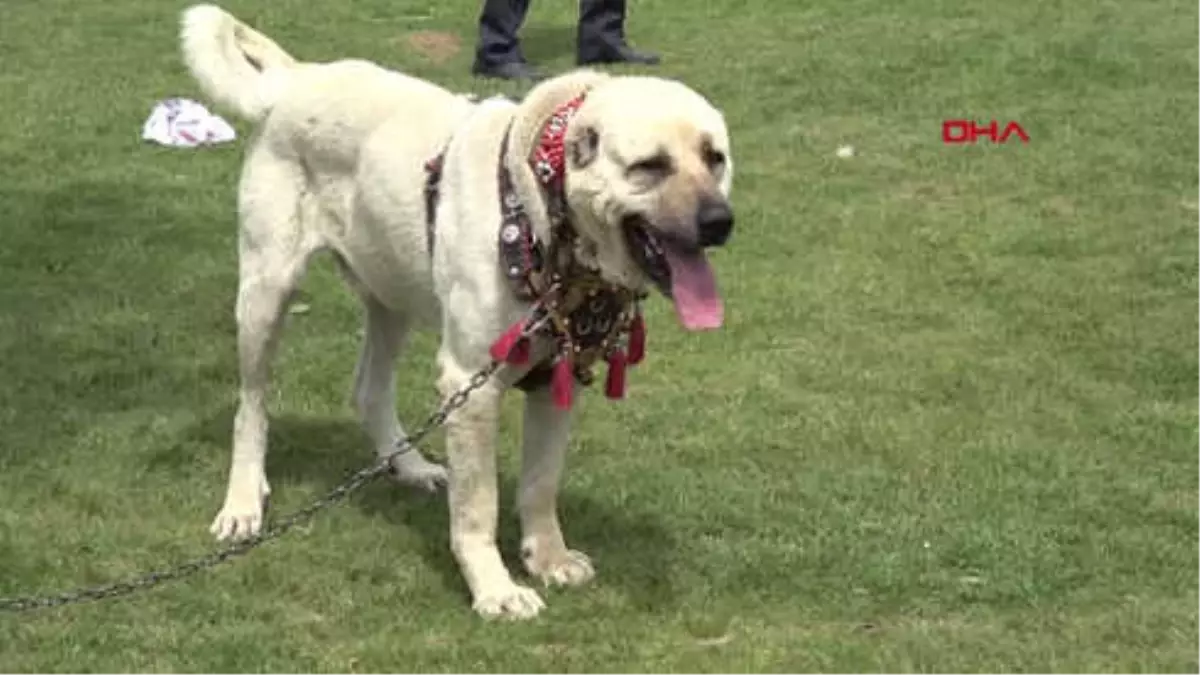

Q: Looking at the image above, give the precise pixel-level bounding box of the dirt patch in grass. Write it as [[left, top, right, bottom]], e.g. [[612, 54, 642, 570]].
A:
[[405, 30, 463, 64]]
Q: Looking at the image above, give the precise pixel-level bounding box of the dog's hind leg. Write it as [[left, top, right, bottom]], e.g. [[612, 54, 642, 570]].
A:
[[349, 293, 448, 491], [212, 152, 318, 542]]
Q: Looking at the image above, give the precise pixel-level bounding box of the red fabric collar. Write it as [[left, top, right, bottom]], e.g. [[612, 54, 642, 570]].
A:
[[529, 93, 587, 190]]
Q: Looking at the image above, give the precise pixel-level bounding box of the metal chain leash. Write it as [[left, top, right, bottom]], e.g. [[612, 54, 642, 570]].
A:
[[0, 359, 507, 613]]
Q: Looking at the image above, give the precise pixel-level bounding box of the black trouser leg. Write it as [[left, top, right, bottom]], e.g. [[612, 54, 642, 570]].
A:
[[475, 0, 532, 66], [577, 0, 625, 62]]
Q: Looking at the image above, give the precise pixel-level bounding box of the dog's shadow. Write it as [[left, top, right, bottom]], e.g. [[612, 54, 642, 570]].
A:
[[167, 404, 679, 612]]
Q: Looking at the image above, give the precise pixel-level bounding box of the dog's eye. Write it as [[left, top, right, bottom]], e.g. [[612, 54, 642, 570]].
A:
[[703, 148, 726, 170], [628, 154, 672, 178]]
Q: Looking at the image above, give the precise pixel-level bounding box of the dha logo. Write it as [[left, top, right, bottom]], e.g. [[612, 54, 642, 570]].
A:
[[942, 120, 1030, 144]]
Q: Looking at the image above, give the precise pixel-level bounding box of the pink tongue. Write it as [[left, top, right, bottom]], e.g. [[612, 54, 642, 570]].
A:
[[663, 247, 724, 330]]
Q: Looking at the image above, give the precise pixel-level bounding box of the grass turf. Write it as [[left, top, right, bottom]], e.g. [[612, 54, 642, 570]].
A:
[[0, 0, 1196, 671]]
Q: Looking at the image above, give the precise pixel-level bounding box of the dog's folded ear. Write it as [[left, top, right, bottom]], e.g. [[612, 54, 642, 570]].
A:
[[568, 125, 600, 170]]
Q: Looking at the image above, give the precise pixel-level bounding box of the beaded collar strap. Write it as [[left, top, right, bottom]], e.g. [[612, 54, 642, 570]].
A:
[[488, 93, 647, 410]]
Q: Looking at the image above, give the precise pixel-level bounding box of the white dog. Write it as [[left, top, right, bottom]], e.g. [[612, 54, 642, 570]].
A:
[[180, 4, 735, 619]]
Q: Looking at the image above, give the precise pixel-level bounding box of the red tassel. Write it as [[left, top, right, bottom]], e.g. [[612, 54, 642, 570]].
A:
[[627, 313, 645, 365], [489, 321, 529, 364], [551, 354, 574, 410], [605, 349, 627, 400], [509, 336, 530, 364]]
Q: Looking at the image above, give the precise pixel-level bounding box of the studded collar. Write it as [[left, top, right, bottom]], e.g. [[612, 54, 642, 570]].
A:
[[489, 93, 647, 409]]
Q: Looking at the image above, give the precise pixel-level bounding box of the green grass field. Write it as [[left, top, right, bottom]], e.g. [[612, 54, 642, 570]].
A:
[[1, 0, 1197, 671]]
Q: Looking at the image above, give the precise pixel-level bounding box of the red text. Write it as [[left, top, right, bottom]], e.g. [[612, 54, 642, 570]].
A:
[[942, 120, 1030, 144]]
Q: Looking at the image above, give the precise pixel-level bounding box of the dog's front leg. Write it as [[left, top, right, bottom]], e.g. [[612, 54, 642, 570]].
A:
[[440, 359, 546, 620], [518, 384, 595, 587]]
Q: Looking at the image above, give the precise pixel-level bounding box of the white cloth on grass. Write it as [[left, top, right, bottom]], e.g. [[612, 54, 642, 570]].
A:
[[141, 98, 236, 148]]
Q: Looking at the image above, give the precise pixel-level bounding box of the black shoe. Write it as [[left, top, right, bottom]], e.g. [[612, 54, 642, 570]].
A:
[[578, 44, 661, 66], [472, 60, 544, 81]]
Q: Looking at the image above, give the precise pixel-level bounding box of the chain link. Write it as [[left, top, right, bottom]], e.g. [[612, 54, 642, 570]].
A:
[[0, 356, 510, 613]]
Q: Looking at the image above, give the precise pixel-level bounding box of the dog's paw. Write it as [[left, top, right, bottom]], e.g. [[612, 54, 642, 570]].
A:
[[388, 450, 449, 492], [472, 582, 547, 620], [210, 477, 270, 541], [523, 545, 596, 587]]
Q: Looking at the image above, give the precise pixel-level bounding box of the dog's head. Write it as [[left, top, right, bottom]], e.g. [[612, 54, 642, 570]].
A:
[[560, 77, 734, 331]]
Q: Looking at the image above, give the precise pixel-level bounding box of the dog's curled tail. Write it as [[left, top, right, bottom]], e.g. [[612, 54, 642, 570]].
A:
[[180, 4, 296, 121]]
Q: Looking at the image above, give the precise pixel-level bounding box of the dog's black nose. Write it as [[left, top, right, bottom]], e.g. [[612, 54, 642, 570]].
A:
[[696, 199, 734, 248]]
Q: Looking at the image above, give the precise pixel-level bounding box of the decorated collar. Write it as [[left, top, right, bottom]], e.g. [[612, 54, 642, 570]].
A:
[[489, 93, 647, 411]]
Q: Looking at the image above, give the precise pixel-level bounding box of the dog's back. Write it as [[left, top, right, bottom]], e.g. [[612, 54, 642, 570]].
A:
[[179, 4, 465, 174]]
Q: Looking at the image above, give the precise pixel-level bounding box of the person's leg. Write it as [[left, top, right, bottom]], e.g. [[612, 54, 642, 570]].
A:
[[577, 0, 659, 65], [473, 0, 542, 80]]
